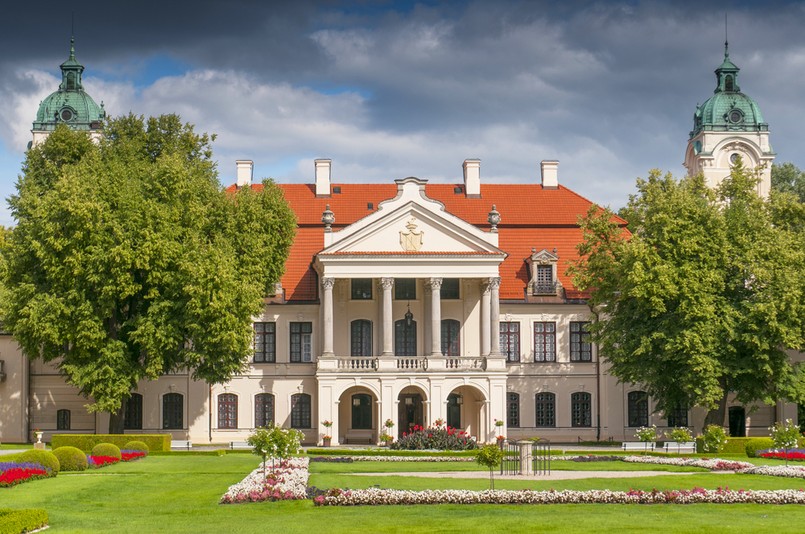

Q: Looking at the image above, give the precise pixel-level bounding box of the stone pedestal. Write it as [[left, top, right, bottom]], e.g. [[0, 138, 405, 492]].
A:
[[518, 440, 533, 476]]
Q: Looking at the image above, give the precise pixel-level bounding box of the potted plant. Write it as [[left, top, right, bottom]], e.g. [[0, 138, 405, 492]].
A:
[[379, 432, 393, 446], [434, 418, 445, 427], [322, 420, 333, 447]]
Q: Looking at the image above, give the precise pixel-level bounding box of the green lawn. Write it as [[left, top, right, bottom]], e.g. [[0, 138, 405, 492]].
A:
[[3, 454, 805, 533]]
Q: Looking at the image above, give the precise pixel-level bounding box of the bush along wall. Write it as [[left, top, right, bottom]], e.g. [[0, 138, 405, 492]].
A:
[[0, 509, 48, 534], [51, 434, 171, 452]]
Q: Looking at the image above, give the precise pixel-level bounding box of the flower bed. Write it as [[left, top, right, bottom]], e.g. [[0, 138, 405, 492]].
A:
[[121, 450, 147, 462], [88, 455, 121, 469], [314, 487, 805, 506], [739, 465, 805, 479], [310, 455, 475, 463], [621, 456, 753, 471], [0, 462, 50, 488], [220, 457, 309, 504], [759, 449, 805, 461], [391, 425, 477, 451]]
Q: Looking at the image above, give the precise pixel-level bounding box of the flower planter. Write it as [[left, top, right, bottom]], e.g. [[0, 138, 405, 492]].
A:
[[323, 437, 331, 447]]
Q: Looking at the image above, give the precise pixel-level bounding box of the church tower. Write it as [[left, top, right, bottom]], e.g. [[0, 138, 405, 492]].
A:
[[684, 42, 774, 197], [30, 37, 106, 148]]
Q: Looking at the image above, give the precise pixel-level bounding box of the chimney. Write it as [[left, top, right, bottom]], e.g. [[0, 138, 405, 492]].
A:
[[315, 158, 332, 196], [540, 160, 559, 189], [463, 159, 481, 197], [236, 160, 253, 187]]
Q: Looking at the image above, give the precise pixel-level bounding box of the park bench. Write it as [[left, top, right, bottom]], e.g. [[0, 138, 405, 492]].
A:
[[170, 440, 192, 450], [229, 441, 251, 450], [621, 441, 655, 452], [662, 441, 696, 454]]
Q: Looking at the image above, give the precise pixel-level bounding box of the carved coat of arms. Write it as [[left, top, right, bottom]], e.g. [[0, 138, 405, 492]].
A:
[[400, 217, 424, 251]]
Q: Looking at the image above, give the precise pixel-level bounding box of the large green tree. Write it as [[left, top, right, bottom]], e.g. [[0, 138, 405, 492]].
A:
[[771, 162, 805, 203], [2, 116, 296, 433], [572, 162, 805, 427]]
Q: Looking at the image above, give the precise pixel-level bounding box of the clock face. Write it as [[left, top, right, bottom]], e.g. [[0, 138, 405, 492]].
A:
[[728, 109, 743, 124], [60, 108, 74, 122]]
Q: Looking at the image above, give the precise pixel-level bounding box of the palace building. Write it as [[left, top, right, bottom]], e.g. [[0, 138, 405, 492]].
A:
[[0, 41, 794, 445]]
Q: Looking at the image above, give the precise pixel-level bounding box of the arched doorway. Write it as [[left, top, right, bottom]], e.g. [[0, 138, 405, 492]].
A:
[[445, 385, 486, 441], [729, 406, 746, 437], [398, 387, 425, 437], [338, 387, 378, 444]]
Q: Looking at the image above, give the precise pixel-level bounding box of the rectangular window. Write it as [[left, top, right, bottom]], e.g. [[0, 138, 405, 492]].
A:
[[217, 393, 238, 429], [535, 265, 555, 294], [440, 278, 459, 299], [124, 394, 143, 430], [291, 394, 311, 429], [290, 322, 313, 363], [500, 322, 520, 362], [255, 394, 275, 428], [395, 278, 416, 300], [507, 392, 520, 428], [628, 391, 649, 427], [667, 404, 689, 427], [57, 409, 71, 430], [570, 321, 592, 362], [571, 392, 592, 427], [351, 278, 373, 300], [163, 393, 184, 429], [533, 322, 556, 362], [535, 393, 556, 427], [253, 322, 276, 363]]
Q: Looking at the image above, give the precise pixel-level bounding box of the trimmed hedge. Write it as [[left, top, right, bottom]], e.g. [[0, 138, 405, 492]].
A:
[[0, 509, 49, 534], [53, 446, 89, 471], [723, 437, 755, 454], [91, 443, 122, 460], [745, 438, 774, 458], [17, 450, 60, 475], [51, 434, 171, 452]]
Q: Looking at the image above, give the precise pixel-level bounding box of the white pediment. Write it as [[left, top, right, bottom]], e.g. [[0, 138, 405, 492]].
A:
[[315, 177, 506, 278]]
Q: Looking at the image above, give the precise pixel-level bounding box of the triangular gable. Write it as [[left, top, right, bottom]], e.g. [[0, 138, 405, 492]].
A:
[[315, 177, 506, 278], [321, 177, 503, 256]]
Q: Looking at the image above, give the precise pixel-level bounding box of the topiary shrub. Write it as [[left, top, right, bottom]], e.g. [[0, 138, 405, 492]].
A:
[[51, 434, 171, 452], [745, 438, 774, 458], [91, 443, 122, 460], [123, 441, 149, 455], [17, 450, 60, 476], [53, 446, 89, 471]]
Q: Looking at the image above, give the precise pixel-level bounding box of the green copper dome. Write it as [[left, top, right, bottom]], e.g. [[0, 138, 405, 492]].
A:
[[689, 43, 768, 139], [32, 37, 105, 133]]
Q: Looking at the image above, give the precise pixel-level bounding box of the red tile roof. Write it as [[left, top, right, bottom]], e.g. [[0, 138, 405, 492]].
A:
[[231, 182, 626, 301]]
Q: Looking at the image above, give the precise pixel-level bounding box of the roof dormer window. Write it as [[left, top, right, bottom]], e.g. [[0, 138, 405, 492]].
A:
[[526, 248, 563, 296]]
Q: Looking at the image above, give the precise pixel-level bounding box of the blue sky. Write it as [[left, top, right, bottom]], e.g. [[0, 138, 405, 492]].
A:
[[1, 0, 804, 226]]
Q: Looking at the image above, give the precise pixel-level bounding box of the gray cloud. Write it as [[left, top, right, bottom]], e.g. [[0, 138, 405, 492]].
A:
[[1, 0, 804, 226]]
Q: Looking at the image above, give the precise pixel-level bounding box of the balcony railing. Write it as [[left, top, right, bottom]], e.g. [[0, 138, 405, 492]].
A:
[[319, 355, 500, 373], [532, 281, 558, 295]]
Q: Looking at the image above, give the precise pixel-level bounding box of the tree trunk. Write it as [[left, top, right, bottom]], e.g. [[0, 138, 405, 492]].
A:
[[108, 403, 125, 434], [703, 390, 729, 428]]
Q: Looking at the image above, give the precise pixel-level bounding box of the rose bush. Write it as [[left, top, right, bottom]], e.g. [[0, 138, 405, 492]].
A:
[[391, 425, 477, 451]]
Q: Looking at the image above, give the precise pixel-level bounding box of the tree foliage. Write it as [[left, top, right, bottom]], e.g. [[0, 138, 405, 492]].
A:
[[247, 425, 303, 475], [771, 162, 805, 203], [572, 162, 805, 426], [2, 116, 296, 432]]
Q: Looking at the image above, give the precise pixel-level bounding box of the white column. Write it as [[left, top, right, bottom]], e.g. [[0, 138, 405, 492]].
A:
[[480, 281, 491, 357], [381, 278, 394, 357], [321, 277, 335, 357], [489, 277, 502, 357], [428, 278, 442, 357]]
